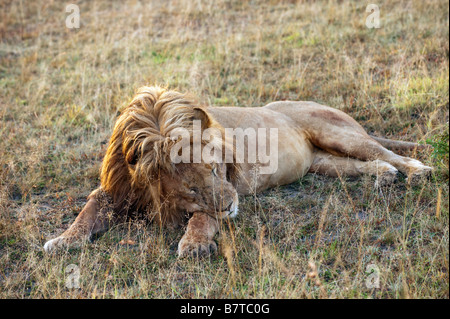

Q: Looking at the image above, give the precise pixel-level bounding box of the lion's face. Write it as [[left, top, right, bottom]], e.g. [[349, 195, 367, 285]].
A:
[[157, 162, 239, 219]]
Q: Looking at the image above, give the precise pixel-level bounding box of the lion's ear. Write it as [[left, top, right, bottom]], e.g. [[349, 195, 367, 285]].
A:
[[193, 107, 212, 130]]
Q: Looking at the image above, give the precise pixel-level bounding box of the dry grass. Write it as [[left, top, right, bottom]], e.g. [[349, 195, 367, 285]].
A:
[[0, 0, 448, 299]]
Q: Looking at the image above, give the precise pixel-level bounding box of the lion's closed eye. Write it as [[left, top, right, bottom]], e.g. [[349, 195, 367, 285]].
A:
[[126, 147, 139, 166]]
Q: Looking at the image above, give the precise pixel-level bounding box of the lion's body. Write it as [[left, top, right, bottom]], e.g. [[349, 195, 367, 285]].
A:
[[44, 87, 432, 257], [208, 105, 315, 194]]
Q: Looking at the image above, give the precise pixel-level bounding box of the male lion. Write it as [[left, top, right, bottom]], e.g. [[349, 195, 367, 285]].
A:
[[44, 86, 432, 257]]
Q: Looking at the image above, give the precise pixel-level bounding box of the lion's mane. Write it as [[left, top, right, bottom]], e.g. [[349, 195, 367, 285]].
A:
[[99, 86, 238, 225]]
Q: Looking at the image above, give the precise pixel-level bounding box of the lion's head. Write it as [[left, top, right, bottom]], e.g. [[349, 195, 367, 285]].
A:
[[100, 86, 240, 225]]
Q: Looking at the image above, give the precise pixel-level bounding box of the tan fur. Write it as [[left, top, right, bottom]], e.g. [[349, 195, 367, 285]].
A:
[[44, 86, 432, 257], [178, 213, 219, 258]]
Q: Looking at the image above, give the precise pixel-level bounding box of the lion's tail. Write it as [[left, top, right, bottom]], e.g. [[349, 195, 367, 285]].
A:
[[370, 135, 431, 155]]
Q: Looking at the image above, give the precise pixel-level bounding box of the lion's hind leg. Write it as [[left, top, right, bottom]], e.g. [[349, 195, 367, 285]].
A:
[[267, 101, 431, 183], [304, 119, 432, 183], [309, 150, 399, 186]]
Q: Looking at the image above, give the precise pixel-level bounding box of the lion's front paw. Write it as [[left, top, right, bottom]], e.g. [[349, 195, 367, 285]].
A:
[[177, 235, 217, 258], [44, 236, 69, 253]]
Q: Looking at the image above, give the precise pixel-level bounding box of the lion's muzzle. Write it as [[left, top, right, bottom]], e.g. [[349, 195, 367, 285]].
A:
[[216, 195, 239, 219]]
